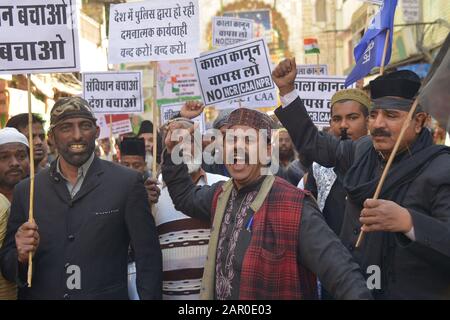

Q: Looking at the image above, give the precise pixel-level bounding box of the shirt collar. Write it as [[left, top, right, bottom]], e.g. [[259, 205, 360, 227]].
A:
[[233, 175, 265, 195], [56, 152, 95, 181]]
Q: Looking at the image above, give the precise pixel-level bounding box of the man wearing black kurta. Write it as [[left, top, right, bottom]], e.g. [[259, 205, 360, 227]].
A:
[[273, 58, 450, 299], [162, 107, 372, 300], [0, 97, 162, 300]]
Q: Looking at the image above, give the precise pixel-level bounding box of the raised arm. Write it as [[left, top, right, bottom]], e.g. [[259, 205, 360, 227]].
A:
[[272, 58, 355, 172], [161, 122, 223, 221]]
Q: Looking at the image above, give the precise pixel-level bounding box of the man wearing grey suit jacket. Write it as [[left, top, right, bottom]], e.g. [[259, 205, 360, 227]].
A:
[[0, 97, 162, 300]]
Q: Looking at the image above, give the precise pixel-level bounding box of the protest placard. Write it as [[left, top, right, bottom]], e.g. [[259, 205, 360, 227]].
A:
[[297, 64, 328, 76], [212, 16, 253, 48], [195, 38, 274, 106], [223, 9, 273, 44], [0, 0, 80, 74], [295, 76, 352, 127], [214, 88, 277, 110], [108, 0, 200, 64], [83, 71, 144, 114], [96, 113, 133, 140], [157, 59, 201, 106], [160, 102, 205, 132]]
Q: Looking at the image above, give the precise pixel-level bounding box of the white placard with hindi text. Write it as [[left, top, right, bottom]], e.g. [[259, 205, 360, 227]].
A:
[[157, 59, 201, 104], [83, 71, 144, 114], [214, 88, 277, 110], [160, 102, 205, 132], [295, 76, 354, 127], [212, 16, 253, 48], [96, 114, 133, 140], [194, 38, 274, 106], [108, 0, 200, 64], [0, 0, 80, 74], [296, 64, 328, 76]]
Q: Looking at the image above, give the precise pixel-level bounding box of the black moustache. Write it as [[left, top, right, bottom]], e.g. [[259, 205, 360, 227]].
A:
[[340, 129, 349, 140], [371, 129, 391, 137]]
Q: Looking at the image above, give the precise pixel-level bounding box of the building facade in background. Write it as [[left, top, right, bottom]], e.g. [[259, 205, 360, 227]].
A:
[[335, 0, 450, 82], [1, 0, 448, 127]]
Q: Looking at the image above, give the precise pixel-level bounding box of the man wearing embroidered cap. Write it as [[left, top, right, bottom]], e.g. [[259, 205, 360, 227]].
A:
[[0, 97, 162, 300], [273, 58, 450, 299], [162, 107, 371, 300], [0, 128, 30, 299], [304, 88, 370, 236], [300, 87, 370, 300], [329, 88, 370, 140]]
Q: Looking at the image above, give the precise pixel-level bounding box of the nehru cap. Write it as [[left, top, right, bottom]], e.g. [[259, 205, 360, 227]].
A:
[[369, 70, 422, 112], [0, 127, 29, 148], [120, 137, 146, 158], [227, 108, 274, 138], [50, 97, 96, 129]]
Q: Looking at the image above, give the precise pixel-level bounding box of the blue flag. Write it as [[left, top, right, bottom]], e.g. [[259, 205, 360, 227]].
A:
[[345, 0, 398, 87]]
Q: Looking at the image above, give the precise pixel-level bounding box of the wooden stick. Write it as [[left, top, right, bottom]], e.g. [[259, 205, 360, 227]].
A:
[[109, 114, 113, 160], [26, 74, 35, 287], [355, 27, 393, 248], [380, 29, 390, 76], [364, 5, 372, 34], [356, 98, 420, 248], [152, 62, 158, 179]]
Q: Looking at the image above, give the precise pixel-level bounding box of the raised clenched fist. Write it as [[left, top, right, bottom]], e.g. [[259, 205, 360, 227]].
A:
[[272, 58, 297, 96], [180, 101, 204, 120]]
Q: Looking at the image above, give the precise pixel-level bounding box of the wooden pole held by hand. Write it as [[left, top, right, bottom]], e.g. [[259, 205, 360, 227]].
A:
[[380, 29, 390, 76], [152, 62, 159, 179], [356, 98, 420, 248], [109, 114, 114, 160], [355, 28, 394, 248], [26, 74, 35, 287]]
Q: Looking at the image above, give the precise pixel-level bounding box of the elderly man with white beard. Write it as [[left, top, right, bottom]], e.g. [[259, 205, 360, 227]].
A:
[[153, 117, 227, 300]]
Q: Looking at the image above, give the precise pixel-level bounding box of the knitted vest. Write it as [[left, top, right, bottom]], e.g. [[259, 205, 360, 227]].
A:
[[208, 176, 318, 300]]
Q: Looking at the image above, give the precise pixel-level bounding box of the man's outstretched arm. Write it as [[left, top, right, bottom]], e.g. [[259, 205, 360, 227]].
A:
[[298, 196, 372, 300], [272, 58, 355, 172]]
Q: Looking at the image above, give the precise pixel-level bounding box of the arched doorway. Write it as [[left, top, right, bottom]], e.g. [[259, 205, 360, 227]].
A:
[[206, 0, 291, 64]]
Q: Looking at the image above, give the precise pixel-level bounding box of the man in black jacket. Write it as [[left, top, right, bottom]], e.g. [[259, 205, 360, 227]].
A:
[[273, 58, 450, 299], [305, 88, 370, 236], [0, 97, 162, 300]]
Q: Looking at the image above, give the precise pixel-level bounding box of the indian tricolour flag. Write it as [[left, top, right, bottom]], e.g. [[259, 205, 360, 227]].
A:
[[304, 38, 320, 54]]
